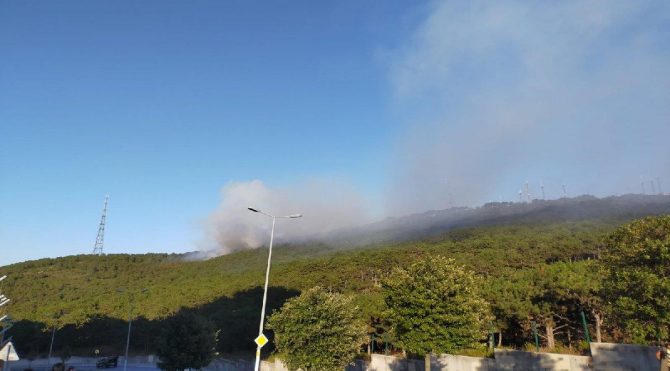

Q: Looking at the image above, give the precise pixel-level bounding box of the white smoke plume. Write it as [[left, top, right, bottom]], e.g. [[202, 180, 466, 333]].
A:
[[201, 179, 372, 255]]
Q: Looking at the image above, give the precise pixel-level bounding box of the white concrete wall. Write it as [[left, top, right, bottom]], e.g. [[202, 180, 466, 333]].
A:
[[368, 354, 408, 371], [262, 354, 491, 371], [260, 359, 289, 371], [9, 345, 658, 371], [432, 353, 495, 371], [494, 349, 590, 371], [590, 342, 659, 371], [260, 358, 367, 371]]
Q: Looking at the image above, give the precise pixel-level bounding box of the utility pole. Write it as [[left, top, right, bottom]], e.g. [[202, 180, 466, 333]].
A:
[[92, 195, 109, 255]]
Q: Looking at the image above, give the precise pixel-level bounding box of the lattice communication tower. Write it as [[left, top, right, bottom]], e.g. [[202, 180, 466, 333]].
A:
[[92, 195, 109, 255]]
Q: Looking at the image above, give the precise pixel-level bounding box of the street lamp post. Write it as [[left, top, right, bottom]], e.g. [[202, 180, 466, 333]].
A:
[[248, 207, 302, 371], [45, 311, 61, 366], [124, 301, 132, 371], [47, 326, 56, 365], [118, 288, 148, 371]]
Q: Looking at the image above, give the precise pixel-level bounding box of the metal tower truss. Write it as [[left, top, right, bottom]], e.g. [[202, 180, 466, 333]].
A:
[[92, 195, 109, 255]]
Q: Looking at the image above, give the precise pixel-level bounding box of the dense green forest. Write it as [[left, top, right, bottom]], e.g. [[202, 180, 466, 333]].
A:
[[1, 207, 668, 359]]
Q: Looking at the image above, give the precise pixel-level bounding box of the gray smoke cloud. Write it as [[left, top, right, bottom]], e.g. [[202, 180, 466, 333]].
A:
[[385, 0, 670, 214], [200, 0, 670, 256], [201, 179, 372, 255]]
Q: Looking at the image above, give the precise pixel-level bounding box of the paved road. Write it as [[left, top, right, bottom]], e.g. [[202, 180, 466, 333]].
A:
[[7, 363, 161, 371]]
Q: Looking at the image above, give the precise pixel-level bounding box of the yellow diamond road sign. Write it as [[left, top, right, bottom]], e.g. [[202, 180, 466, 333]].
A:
[[255, 334, 268, 347]]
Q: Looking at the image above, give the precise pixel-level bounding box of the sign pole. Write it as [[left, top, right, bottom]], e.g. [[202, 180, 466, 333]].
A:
[[3, 343, 11, 371]]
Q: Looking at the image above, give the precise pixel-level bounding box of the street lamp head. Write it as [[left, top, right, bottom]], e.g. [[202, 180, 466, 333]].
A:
[[249, 207, 301, 219]]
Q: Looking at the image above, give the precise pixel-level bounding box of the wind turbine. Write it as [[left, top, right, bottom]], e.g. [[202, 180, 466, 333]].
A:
[[657, 177, 663, 194]]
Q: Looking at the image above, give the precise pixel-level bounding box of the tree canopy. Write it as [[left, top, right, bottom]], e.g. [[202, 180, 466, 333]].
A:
[[155, 311, 218, 371], [383, 256, 493, 355], [601, 215, 670, 343], [267, 286, 367, 371], [3, 215, 670, 357]]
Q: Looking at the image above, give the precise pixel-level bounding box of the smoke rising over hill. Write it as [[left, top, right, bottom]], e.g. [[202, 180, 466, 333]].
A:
[[200, 183, 670, 257], [385, 0, 670, 214], [201, 179, 372, 255], [200, 0, 670, 256]]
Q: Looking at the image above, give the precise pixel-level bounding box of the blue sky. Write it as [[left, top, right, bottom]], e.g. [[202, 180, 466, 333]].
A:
[[2, 1, 669, 264], [0, 1, 415, 263]]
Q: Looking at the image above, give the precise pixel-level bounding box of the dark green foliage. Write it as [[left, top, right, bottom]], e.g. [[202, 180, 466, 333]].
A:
[[60, 345, 72, 363], [155, 311, 218, 371], [1, 215, 667, 356], [383, 256, 493, 355], [601, 215, 670, 343], [482, 268, 536, 344], [267, 287, 367, 371], [482, 260, 604, 349]]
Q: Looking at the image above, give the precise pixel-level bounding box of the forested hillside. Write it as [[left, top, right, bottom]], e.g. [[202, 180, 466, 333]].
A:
[[1, 195, 669, 359], [323, 194, 670, 245]]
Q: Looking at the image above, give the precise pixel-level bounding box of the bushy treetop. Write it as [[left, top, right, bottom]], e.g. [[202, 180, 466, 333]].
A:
[[267, 286, 367, 371], [155, 311, 218, 371], [383, 256, 493, 355], [601, 215, 670, 343]]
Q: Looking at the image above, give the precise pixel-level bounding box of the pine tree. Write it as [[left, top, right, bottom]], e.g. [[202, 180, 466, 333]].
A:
[[383, 256, 493, 355], [155, 311, 218, 371], [601, 215, 670, 343]]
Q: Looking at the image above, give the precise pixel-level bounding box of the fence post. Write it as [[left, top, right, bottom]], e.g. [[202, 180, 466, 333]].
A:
[[489, 321, 495, 351], [580, 310, 591, 343]]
